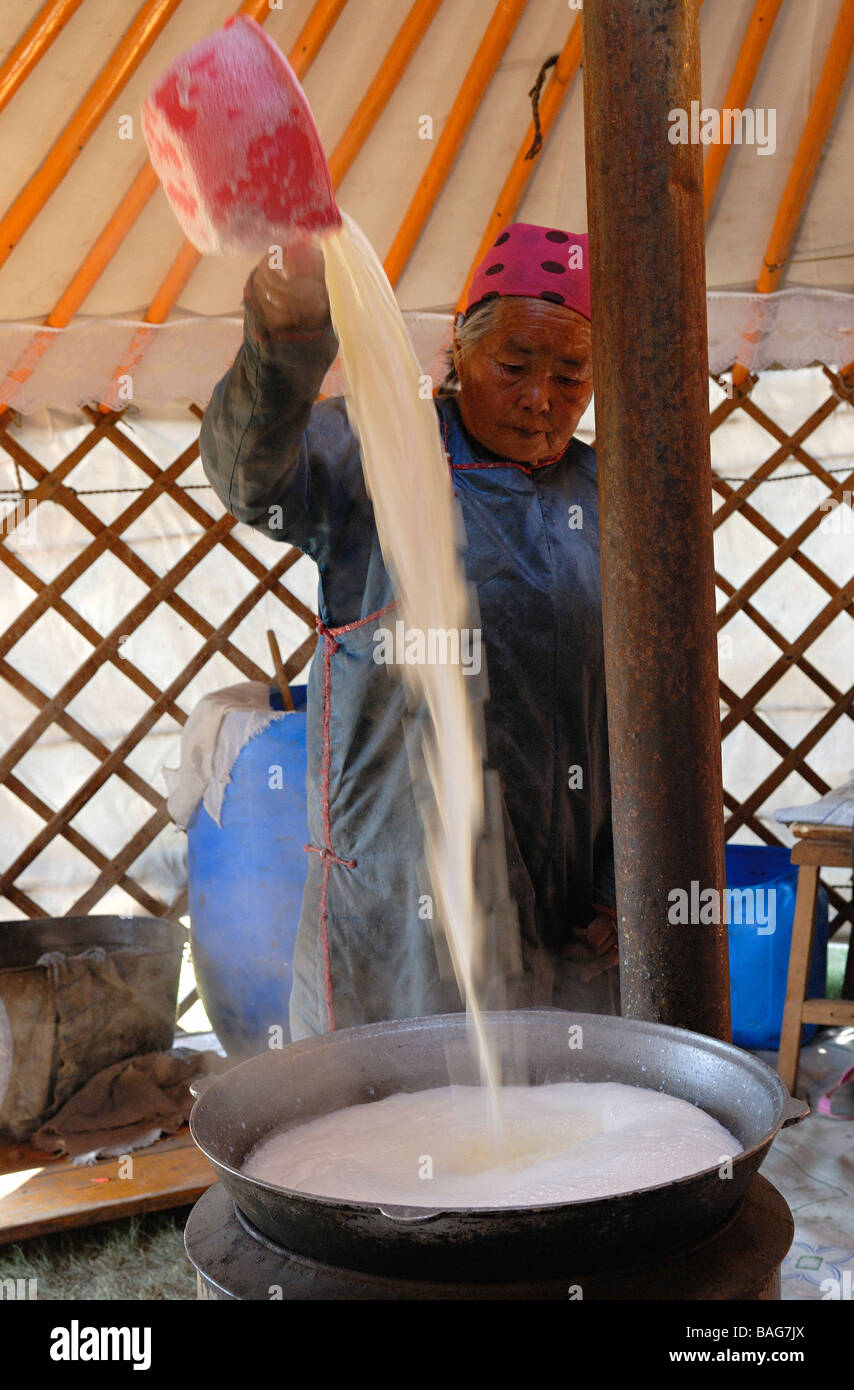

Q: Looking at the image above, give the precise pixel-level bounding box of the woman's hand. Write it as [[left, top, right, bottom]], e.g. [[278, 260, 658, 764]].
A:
[[562, 914, 619, 982], [250, 234, 330, 333]]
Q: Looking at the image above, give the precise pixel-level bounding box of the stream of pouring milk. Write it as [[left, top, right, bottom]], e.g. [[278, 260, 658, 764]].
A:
[[321, 215, 504, 1140]]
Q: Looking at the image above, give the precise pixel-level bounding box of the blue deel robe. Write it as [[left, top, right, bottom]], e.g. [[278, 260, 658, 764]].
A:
[[200, 291, 617, 1039]]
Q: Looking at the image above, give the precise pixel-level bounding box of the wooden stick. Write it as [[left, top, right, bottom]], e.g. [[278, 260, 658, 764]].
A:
[[267, 630, 295, 711]]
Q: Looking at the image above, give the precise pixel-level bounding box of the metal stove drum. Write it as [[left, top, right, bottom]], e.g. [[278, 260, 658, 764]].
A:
[[184, 1012, 804, 1301]]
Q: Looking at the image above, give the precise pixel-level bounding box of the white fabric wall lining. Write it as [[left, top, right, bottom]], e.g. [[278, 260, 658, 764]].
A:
[[1, 368, 852, 918]]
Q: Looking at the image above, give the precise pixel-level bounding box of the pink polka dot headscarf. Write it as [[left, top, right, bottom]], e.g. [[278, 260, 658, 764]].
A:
[[464, 223, 590, 321]]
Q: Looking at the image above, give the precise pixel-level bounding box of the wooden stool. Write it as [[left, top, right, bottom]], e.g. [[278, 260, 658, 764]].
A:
[[777, 822, 854, 1094]]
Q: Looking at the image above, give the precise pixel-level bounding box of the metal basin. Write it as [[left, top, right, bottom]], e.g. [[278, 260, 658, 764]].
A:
[[189, 1010, 806, 1281]]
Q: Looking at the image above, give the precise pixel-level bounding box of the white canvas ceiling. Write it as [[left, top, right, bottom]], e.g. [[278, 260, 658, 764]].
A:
[[0, 0, 852, 329]]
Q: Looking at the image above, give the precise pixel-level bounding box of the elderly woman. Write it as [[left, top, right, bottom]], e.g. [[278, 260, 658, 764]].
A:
[[200, 222, 617, 1040]]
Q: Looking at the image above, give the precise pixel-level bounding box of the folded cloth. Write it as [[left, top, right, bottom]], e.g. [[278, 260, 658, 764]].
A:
[[31, 1049, 229, 1163], [773, 773, 854, 828], [163, 680, 283, 828], [37, 947, 135, 1112]]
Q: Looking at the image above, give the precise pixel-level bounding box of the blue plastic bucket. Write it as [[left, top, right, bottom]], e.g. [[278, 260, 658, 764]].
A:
[[725, 844, 829, 1050], [187, 685, 308, 1057]]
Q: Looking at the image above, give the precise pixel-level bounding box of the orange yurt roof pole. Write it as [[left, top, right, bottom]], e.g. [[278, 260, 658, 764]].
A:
[[0, 0, 182, 274], [704, 0, 783, 221], [732, 0, 854, 386], [456, 17, 581, 313], [0, 0, 84, 115], [286, 0, 349, 73], [328, 0, 444, 187], [0, 165, 159, 414], [384, 0, 530, 289], [458, 1, 727, 313], [0, 0, 324, 416]]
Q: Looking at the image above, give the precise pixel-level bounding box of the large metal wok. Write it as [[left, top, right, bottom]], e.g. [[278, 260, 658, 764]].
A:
[[189, 1010, 806, 1281]]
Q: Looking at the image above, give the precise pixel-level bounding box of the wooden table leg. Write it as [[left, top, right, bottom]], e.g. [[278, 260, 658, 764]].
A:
[[777, 863, 819, 1093], [843, 929, 854, 1001]]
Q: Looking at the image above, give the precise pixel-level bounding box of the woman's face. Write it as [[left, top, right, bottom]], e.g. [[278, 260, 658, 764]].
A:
[[453, 298, 593, 463]]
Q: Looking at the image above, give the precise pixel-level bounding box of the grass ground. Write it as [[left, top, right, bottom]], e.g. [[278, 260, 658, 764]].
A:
[[0, 1208, 196, 1301]]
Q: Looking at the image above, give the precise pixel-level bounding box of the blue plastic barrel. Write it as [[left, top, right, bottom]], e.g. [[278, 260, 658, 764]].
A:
[[187, 685, 308, 1057], [726, 844, 829, 1049]]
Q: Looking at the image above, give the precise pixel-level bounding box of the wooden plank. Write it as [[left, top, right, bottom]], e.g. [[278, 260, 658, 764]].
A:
[[708, 386, 747, 434], [719, 678, 830, 797], [4, 771, 165, 917], [167, 885, 188, 922], [714, 481, 854, 629], [741, 394, 851, 489], [0, 411, 114, 526], [69, 804, 171, 914], [2, 428, 274, 690], [791, 840, 853, 868], [0, 0, 182, 273], [0, 1131, 215, 1245], [725, 684, 854, 836], [0, 548, 306, 895], [717, 569, 851, 709], [0, 0, 85, 117], [0, 1128, 189, 1177], [722, 789, 786, 846], [721, 575, 854, 739], [383, 0, 530, 286], [0, 429, 247, 674], [283, 630, 318, 683], [456, 13, 581, 310], [789, 822, 853, 843], [0, 550, 306, 909], [777, 863, 819, 1093], [1, 883, 48, 918], [711, 394, 839, 530], [0, 657, 162, 810], [0, 511, 233, 790], [716, 463, 854, 626], [0, 530, 187, 733], [801, 998, 854, 1025], [0, 544, 188, 727], [703, 0, 784, 219], [737, 0, 854, 311], [0, 410, 318, 917], [91, 410, 318, 632], [176, 988, 199, 1021], [827, 883, 854, 934]]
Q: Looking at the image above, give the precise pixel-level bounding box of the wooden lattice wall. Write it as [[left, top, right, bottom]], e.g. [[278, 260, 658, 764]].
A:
[[0, 403, 317, 933], [0, 371, 852, 963], [714, 363, 854, 947]]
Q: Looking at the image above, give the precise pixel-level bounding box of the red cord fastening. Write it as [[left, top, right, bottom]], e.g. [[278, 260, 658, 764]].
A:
[[315, 617, 339, 652], [304, 843, 357, 869]]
